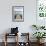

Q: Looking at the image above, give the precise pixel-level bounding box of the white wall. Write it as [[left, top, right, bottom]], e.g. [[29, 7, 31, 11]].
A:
[[0, 0, 36, 42], [0, 0, 36, 33]]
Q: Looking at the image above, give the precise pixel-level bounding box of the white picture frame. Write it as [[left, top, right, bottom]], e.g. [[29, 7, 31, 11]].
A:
[[12, 6, 24, 22]]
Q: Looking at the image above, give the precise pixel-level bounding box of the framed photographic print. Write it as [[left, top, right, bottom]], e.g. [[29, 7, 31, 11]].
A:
[[12, 6, 24, 22]]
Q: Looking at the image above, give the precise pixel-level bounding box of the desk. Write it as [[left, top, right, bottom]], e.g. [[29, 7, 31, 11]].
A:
[[4, 33, 18, 46], [4, 33, 30, 46]]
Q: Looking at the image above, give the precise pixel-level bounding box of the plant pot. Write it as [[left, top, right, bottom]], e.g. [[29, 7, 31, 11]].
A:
[[37, 39, 40, 43], [37, 39, 44, 44]]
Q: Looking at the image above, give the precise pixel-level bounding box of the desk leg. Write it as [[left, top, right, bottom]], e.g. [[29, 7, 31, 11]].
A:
[[4, 34, 7, 46], [5, 41, 7, 46], [16, 34, 18, 46], [15, 34, 18, 46]]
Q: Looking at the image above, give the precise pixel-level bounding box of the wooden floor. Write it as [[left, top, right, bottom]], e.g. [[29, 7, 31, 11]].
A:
[[0, 42, 46, 46]]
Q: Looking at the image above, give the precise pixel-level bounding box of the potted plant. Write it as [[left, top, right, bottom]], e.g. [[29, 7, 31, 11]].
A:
[[33, 32, 46, 43]]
